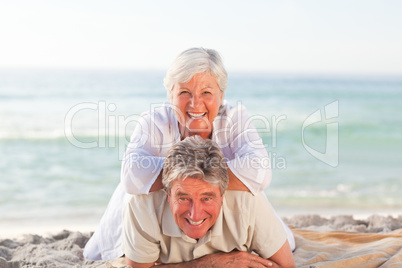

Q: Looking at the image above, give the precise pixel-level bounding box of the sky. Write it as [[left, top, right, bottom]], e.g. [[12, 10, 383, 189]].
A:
[[0, 0, 401, 75]]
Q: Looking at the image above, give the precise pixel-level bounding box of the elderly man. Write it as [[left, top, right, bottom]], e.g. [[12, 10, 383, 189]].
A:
[[122, 136, 295, 267]]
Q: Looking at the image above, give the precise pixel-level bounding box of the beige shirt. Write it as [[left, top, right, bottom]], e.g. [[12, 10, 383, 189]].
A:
[[122, 190, 287, 264]]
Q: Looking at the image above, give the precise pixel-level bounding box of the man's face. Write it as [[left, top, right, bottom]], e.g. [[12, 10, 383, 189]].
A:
[[168, 177, 224, 239]]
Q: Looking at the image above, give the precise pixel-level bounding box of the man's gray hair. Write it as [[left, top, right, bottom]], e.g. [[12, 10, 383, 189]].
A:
[[162, 136, 229, 195], [163, 47, 228, 100]]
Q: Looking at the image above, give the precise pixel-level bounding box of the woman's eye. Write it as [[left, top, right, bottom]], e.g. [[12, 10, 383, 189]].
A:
[[179, 90, 190, 95]]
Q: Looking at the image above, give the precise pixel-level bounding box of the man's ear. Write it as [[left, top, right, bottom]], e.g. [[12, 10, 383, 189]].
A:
[[166, 189, 170, 202]]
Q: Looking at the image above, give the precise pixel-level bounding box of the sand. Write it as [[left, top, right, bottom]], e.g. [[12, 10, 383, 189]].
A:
[[1, 214, 401, 268]]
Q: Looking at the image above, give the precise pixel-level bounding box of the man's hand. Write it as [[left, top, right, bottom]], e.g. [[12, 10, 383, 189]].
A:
[[226, 166, 251, 192], [192, 251, 275, 268], [126, 251, 277, 268]]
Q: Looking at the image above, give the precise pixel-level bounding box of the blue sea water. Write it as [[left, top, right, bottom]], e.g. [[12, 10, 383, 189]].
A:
[[1, 69, 401, 232]]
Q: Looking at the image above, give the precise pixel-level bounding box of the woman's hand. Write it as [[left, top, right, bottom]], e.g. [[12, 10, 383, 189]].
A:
[[227, 165, 251, 192], [149, 173, 164, 192]]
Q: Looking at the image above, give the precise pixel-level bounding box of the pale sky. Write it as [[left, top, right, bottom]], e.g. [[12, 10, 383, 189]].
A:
[[1, 0, 401, 75]]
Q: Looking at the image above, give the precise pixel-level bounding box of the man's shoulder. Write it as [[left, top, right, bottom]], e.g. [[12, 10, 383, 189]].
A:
[[128, 190, 168, 216], [223, 190, 265, 212]]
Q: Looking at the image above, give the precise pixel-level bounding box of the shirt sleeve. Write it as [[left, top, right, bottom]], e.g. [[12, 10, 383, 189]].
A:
[[121, 104, 178, 194], [249, 192, 287, 259], [215, 102, 272, 194], [122, 194, 161, 263]]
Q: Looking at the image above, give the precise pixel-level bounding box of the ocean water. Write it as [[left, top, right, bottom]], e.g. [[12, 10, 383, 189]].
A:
[[1, 69, 401, 232]]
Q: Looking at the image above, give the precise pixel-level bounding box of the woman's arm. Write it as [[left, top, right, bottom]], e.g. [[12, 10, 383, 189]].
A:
[[148, 165, 249, 192], [217, 103, 272, 194], [149, 172, 164, 192], [121, 108, 174, 195], [227, 163, 250, 192]]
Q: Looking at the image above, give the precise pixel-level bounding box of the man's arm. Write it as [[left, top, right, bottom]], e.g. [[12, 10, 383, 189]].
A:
[[125, 257, 154, 268], [126, 251, 275, 268], [245, 192, 294, 267], [268, 240, 295, 268]]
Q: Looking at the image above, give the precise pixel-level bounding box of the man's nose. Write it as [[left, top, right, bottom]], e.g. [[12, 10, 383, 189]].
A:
[[189, 201, 203, 220]]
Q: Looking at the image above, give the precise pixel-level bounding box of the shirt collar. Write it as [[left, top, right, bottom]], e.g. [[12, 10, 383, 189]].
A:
[[161, 199, 182, 237]]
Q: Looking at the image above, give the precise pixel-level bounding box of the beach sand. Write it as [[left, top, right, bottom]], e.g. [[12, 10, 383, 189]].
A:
[[1, 214, 401, 268]]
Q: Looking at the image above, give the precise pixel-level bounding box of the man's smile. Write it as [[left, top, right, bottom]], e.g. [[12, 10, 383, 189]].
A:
[[187, 112, 206, 119], [186, 218, 206, 226]]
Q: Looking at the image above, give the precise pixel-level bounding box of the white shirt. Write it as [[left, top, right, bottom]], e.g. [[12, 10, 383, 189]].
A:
[[123, 190, 287, 264], [121, 101, 271, 195]]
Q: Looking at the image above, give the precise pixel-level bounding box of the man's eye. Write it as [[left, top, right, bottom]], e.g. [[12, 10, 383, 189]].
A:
[[179, 90, 190, 95], [203, 197, 212, 201]]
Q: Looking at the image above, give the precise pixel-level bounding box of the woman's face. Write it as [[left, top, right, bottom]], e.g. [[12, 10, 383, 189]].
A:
[[172, 72, 223, 139]]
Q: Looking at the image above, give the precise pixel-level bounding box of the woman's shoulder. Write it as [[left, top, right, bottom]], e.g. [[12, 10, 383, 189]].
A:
[[140, 102, 174, 118], [136, 102, 179, 142], [219, 100, 249, 118], [214, 100, 250, 130], [139, 102, 178, 127]]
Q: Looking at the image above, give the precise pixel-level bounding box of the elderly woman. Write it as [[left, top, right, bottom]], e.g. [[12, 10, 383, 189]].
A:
[[84, 48, 295, 260]]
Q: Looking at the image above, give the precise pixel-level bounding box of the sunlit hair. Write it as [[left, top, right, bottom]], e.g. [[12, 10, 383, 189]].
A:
[[163, 47, 228, 100], [162, 136, 228, 195]]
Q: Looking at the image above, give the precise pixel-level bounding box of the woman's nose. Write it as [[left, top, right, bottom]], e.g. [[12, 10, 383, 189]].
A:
[[190, 94, 201, 108]]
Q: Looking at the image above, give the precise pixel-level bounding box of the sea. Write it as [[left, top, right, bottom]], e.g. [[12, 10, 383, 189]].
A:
[[1, 69, 401, 235]]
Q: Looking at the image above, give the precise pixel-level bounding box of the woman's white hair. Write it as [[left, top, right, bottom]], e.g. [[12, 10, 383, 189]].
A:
[[163, 47, 228, 100]]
